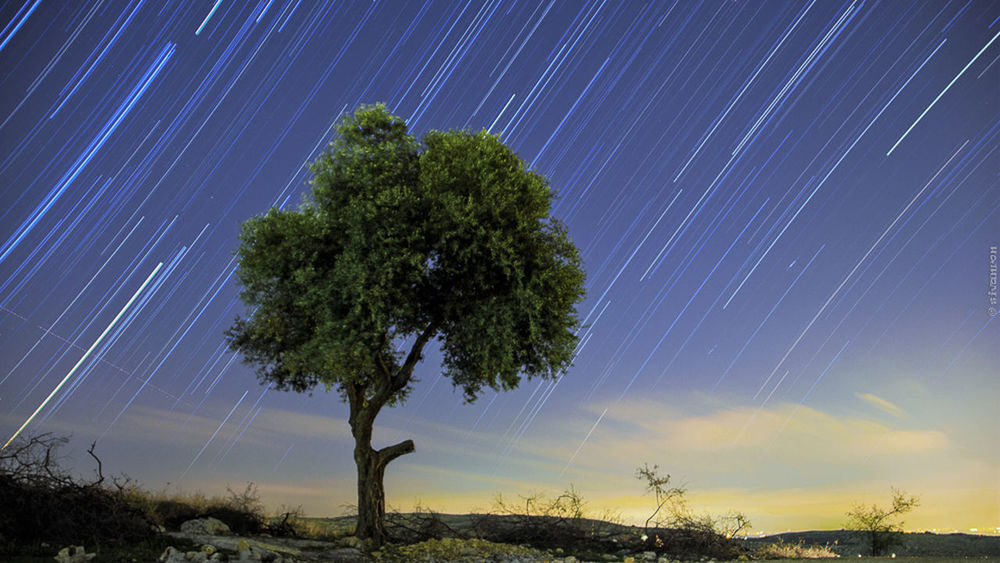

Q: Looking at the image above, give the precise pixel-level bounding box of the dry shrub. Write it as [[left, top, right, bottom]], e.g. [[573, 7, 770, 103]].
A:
[[756, 538, 839, 559], [0, 433, 155, 554], [469, 486, 625, 555], [385, 503, 466, 543]]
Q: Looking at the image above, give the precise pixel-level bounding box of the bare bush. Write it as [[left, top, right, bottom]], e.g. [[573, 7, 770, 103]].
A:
[[470, 486, 626, 555], [385, 503, 466, 543], [634, 463, 748, 560]]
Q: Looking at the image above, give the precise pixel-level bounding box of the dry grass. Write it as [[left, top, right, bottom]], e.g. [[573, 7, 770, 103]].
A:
[[755, 539, 839, 559]]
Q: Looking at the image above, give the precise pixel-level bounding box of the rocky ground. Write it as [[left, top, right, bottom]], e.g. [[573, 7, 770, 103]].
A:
[[155, 517, 1000, 563]]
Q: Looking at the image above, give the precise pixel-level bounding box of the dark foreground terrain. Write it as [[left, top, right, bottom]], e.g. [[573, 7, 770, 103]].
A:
[[9, 514, 1000, 562]]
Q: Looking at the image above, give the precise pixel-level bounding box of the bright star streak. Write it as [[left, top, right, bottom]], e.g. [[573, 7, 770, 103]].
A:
[[2, 262, 164, 450], [888, 29, 1000, 156]]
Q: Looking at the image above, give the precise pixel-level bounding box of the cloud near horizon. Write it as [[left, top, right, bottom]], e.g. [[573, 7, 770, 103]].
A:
[[855, 392, 906, 418], [546, 396, 950, 476]]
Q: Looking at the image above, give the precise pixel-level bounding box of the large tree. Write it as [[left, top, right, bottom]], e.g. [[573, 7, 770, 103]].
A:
[[226, 104, 586, 547]]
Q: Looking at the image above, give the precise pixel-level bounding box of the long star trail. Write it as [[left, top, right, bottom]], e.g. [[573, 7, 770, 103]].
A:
[[0, 1, 996, 530]]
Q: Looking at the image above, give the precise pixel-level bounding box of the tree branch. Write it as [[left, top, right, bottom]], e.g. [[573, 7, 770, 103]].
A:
[[377, 439, 415, 467], [395, 323, 437, 387], [346, 381, 367, 428], [87, 441, 104, 486], [375, 331, 394, 387]]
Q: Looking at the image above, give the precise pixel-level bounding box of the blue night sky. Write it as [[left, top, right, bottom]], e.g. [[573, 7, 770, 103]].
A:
[[1, 1, 997, 533]]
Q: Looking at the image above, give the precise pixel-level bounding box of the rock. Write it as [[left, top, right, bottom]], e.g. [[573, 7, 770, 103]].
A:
[[232, 543, 284, 562], [201, 544, 217, 555], [624, 557, 635, 563], [338, 536, 364, 549], [180, 517, 232, 536], [159, 546, 186, 563], [642, 551, 657, 561], [54, 545, 96, 563], [564, 556, 578, 563], [184, 551, 208, 562]]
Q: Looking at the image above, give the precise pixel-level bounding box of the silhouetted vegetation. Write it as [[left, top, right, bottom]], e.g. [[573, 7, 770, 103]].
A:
[[846, 486, 919, 555], [0, 433, 156, 557], [0, 434, 305, 560]]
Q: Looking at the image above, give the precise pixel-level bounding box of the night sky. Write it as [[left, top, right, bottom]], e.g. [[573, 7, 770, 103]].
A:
[[2, 1, 998, 533]]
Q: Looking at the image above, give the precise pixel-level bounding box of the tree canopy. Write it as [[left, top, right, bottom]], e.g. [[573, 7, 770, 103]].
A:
[[228, 104, 584, 402]]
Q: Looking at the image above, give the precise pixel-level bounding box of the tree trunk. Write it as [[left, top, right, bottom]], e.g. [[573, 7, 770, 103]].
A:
[[350, 401, 414, 548]]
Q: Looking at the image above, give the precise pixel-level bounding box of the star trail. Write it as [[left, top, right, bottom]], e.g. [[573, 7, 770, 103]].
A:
[[1, 1, 997, 532]]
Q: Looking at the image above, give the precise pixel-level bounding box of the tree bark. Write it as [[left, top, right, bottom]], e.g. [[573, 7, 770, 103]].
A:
[[347, 324, 434, 547], [348, 388, 414, 548]]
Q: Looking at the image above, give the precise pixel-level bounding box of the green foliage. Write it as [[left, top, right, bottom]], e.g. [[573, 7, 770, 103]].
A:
[[845, 486, 919, 556], [226, 102, 586, 403]]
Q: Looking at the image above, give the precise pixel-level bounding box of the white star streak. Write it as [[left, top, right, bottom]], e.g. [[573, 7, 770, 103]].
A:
[[182, 389, 249, 478], [560, 407, 607, 477], [2, 261, 164, 450], [888, 28, 1000, 156]]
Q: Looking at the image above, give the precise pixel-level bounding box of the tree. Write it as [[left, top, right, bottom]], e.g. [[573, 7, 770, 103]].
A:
[[845, 487, 919, 555], [226, 104, 586, 547], [635, 463, 686, 534]]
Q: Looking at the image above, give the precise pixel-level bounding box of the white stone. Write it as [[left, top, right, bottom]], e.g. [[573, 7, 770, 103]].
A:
[[54, 545, 96, 563], [159, 546, 187, 563], [180, 517, 232, 536]]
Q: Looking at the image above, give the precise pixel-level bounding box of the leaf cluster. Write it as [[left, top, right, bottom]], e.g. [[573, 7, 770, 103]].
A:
[[227, 103, 585, 404]]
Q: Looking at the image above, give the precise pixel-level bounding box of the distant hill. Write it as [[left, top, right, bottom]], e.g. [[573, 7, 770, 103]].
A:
[[742, 529, 1000, 558]]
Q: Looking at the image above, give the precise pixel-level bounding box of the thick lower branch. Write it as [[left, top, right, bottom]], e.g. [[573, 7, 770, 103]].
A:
[[378, 439, 414, 466]]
